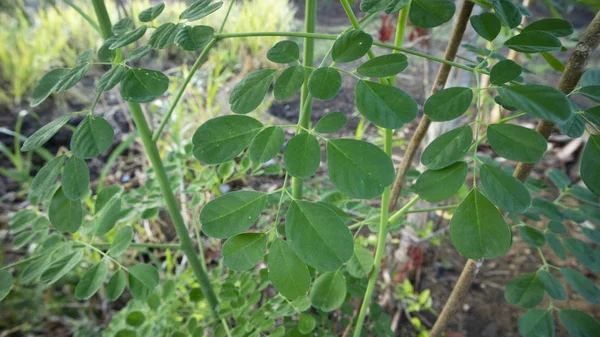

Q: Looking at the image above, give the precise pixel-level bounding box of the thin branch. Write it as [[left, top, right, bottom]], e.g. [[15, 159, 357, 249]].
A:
[[388, 0, 476, 212]]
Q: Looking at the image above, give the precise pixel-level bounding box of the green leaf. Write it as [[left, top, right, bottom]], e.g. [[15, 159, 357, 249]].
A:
[[75, 260, 109, 300], [450, 188, 512, 259], [490, 60, 522, 85], [180, 0, 223, 21], [267, 40, 300, 64], [560, 268, 599, 304], [308, 67, 342, 100], [286, 200, 354, 271], [346, 246, 373, 278], [95, 185, 123, 214], [541, 52, 565, 72], [298, 313, 316, 334], [22, 113, 72, 152], [268, 238, 310, 300], [409, 0, 455, 28], [360, 0, 390, 13], [109, 226, 133, 257], [539, 270, 566, 300], [0, 270, 12, 301], [9, 210, 38, 233], [480, 163, 531, 213], [518, 309, 555, 337], [423, 87, 473, 122], [62, 156, 89, 200], [355, 80, 417, 128], [21, 255, 50, 284], [332, 30, 373, 63], [546, 233, 566, 260], [120, 68, 169, 103], [128, 264, 159, 300], [148, 22, 181, 49], [192, 115, 263, 164], [96, 197, 122, 235], [175, 25, 214, 51], [504, 273, 545, 308], [283, 133, 321, 178], [96, 65, 127, 93], [126, 312, 145, 327], [30, 68, 70, 107], [504, 31, 562, 53], [519, 226, 546, 247], [222, 233, 266, 271], [49, 187, 83, 233], [326, 138, 395, 199], [581, 135, 600, 195], [55, 65, 89, 92], [13, 231, 36, 250], [470, 13, 501, 41], [493, 0, 522, 28], [314, 112, 347, 134], [106, 269, 127, 301], [356, 53, 408, 77], [385, 0, 409, 14], [522, 18, 574, 37], [546, 220, 567, 235], [577, 85, 600, 102], [29, 156, 64, 202], [98, 37, 116, 61], [547, 168, 570, 190], [230, 69, 278, 113], [274, 65, 305, 100], [310, 271, 346, 312], [249, 126, 284, 163], [498, 85, 571, 124], [487, 124, 546, 163], [40, 251, 84, 285], [112, 17, 134, 35], [563, 238, 598, 272], [559, 309, 600, 337], [110, 26, 147, 49], [139, 3, 165, 22], [421, 126, 472, 170], [415, 161, 467, 202], [124, 45, 153, 62], [71, 116, 114, 159], [532, 198, 564, 221], [200, 190, 268, 238]]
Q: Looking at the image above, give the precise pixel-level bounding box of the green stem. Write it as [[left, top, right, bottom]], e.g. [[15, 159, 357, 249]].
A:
[[152, 38, 217, 141], [351, 2, 410, 335], [91, 0, 221, 319], [291, 0, 317, 200], [128, 102, 220, 314]]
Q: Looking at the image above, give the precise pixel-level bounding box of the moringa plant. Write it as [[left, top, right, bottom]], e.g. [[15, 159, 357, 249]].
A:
[[1, 0, 600, 336]]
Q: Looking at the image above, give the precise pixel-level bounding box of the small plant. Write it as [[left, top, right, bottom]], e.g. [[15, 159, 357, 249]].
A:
[[1, 0, 600, 336]]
